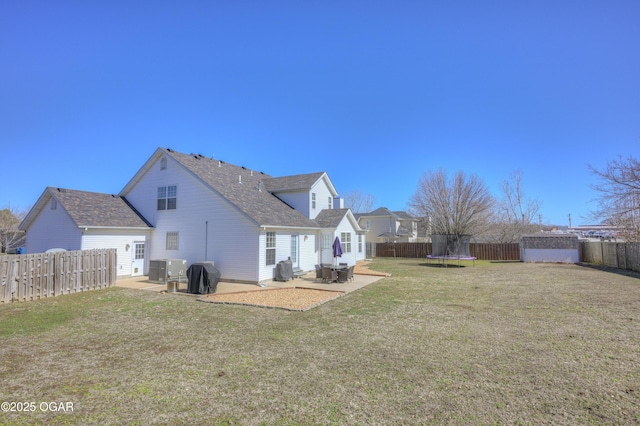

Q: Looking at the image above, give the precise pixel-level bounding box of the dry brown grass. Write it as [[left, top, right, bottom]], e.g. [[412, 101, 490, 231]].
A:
[[1, 259, 639, 425]]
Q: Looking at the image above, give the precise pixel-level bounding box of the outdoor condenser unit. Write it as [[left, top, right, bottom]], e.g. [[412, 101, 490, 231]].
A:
[[149, 259, 187, 283]]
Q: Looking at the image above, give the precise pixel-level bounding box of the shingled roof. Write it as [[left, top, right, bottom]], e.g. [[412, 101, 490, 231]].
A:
[[357, 207, 398, 218], [47, 187, 151, 228], [162, 150, 320, 228], [314, 208, 351, 228], [262, 172, 326, 192]]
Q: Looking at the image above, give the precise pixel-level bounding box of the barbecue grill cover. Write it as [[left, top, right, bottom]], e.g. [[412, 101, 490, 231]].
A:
[[187, 263, 221, 294], [274, 259, 293, 281]]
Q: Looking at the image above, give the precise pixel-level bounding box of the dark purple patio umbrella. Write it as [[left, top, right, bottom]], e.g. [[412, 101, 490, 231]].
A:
[[332, 236, 343, 263]]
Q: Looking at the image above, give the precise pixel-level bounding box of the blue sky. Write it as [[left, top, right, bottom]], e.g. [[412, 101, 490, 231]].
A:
[[2, 1, 639, 226]]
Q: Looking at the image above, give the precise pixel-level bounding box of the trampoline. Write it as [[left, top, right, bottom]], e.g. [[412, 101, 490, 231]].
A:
[[426, 234, 476, 267]]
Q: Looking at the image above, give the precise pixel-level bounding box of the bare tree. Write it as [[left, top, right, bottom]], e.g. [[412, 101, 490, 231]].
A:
[[342, 190, 377, 213], [490, 170, 543, 242], [0, 206, 26, 253], [409, 169, 495, 237], [590, 155, 640, 241]]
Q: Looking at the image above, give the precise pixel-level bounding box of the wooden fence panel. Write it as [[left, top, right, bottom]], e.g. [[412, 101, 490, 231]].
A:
[[0, 249, 117, 303], [579, 241, 640, 272], [374, 242, 520, 261]]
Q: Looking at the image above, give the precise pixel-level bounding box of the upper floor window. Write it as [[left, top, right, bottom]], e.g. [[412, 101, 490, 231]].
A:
[[157, 185, 177, 210], [311, 193, 316, 209], [160, 157, 167, 170], [51, 199, 57, 210], [328, 197, 332, 209]]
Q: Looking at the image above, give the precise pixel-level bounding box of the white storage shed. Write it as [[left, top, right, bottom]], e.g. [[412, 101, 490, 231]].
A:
[[520, 233, 579, 263]]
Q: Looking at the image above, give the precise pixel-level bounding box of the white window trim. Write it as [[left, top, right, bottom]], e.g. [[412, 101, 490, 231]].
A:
[[266, 232, 276, 265], [166, 232, 179, 250], [157, 185, 177, 211], [341, 232, 352, 253]]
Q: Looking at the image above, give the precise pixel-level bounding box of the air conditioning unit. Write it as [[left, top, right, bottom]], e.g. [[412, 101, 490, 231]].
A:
[[149, 259, 187, 283]]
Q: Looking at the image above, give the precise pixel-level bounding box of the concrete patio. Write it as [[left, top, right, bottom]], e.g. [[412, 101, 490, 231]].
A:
[[116, 269, 387, 297]]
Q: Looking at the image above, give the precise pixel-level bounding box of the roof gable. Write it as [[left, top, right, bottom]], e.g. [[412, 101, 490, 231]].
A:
[[359, 207, 397, 218], [315, 208, 364, 232], [21, 187, 152, 230], [153, 149, 320, 228]]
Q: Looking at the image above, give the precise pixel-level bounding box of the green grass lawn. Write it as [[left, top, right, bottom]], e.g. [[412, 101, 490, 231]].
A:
[[1, 259, 639, 425]]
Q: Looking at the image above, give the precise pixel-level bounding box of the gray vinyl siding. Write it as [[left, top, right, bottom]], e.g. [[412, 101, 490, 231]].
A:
[[124, 154, 260, 282], [258, 229, 318, 282], [273, 191, 311, 218], [82, 231, 151, 277], [310, 180, 335, 219], [24, 199, 82, 253]]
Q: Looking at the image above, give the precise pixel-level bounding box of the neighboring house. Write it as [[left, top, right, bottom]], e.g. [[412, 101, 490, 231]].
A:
[[356, 207, 418, 243], [19, 148, 366, 283]]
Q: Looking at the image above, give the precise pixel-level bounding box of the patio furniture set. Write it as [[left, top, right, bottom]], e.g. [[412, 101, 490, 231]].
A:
[[314, 264, 355, 283]]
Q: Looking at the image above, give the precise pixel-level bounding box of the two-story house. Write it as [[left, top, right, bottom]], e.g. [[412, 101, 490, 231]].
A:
[[356, 207, 418, 244], [19, 148, 366, 283]]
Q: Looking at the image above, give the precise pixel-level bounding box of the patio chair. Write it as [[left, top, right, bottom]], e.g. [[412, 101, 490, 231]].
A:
[[347, 265, 355, 282], [314, 265, 323, 281], [322, 266, 337, 283], [337, 268, 349, 283]]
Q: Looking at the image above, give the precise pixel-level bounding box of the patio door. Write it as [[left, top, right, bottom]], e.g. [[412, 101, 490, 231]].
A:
[[132, 241, 145, 276], [321, 232, 333, 265], [290, 235, 299, 268]]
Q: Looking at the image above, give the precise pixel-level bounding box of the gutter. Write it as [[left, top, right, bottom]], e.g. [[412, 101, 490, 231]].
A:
[[78, 226, 154, 230]]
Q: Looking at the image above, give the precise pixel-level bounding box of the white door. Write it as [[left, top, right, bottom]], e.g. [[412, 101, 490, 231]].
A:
[[132, 242, 145, 276], [321, 233, 333, 264]]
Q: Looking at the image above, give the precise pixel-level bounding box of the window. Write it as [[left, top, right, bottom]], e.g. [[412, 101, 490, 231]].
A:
[[135, 243, 145, 260], [322, 234, 332, 249], [341, 232, 352, 253], [266, 232, 276, 265], [51, 199, 57, 210], [166, 232, 179, 250], [160, 157, 167, 170], [290, 235, 298, 264], [157, 185, 177, 210], [358, 234, 363, 253], [328, 197, 332, 209], [311, 193, 316, 209]]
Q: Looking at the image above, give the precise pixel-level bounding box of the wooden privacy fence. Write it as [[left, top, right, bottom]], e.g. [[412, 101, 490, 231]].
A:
[[580, 241, 640, 272], [0, 249, 117, 303], [375, 242, 521, 261]]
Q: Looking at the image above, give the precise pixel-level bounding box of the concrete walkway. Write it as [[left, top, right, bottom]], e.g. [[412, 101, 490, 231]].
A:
[[116, 270, 386, 297]]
